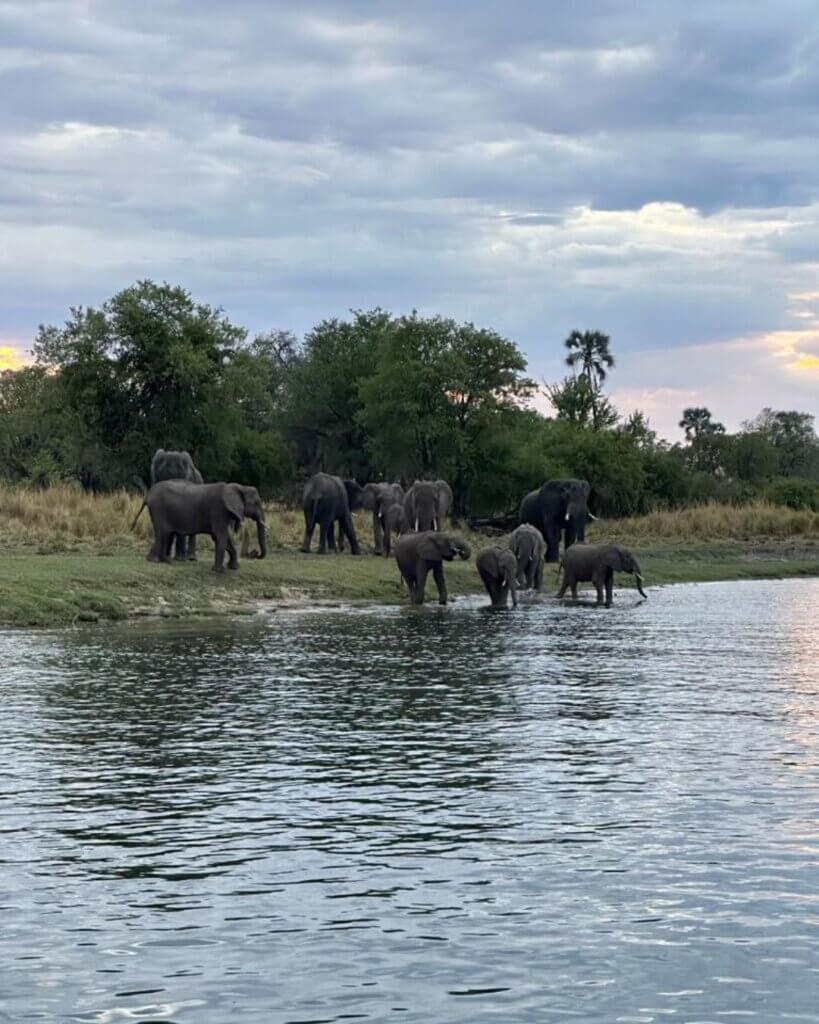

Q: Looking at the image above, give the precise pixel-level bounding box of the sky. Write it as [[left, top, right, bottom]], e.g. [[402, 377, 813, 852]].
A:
[[1, 0, 818, 440]]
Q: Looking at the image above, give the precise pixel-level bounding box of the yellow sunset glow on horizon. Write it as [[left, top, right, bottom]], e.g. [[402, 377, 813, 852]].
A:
[[0, 346, 27, 371]]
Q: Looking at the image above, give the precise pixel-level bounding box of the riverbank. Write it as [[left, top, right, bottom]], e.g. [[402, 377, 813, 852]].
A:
[[0, 522, 816, 627]]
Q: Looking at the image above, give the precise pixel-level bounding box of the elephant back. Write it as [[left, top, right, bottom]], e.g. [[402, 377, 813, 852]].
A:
[[151, 448, 201, 485]]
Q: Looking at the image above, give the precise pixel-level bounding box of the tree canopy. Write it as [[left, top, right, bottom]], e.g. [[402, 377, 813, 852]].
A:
[[1, 280, 817, 514]]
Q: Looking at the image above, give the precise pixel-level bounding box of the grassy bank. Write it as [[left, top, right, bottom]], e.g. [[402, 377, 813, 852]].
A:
[[0, 487, 816, 627]]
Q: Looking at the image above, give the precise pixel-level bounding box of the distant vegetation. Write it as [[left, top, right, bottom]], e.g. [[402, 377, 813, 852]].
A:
[[1, 279, 817, 517]]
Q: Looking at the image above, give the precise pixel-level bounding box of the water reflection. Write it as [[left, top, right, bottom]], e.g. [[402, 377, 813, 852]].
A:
[[1, 578, 818, 1023]]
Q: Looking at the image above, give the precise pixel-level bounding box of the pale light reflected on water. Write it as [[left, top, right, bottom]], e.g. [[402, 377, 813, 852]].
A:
[[1, 578, 818, 1022]]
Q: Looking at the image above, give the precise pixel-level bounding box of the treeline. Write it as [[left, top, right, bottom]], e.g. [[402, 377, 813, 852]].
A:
[[0, 280, 817, 515]]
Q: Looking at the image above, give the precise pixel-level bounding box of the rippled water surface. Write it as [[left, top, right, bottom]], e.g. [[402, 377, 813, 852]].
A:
[[2, 578, 819, 1022]]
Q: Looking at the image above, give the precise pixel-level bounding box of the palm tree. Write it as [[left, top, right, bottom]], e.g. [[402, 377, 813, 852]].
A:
[[564, 330, 615, 391]]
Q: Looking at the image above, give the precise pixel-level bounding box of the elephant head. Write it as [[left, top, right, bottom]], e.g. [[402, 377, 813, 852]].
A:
[[417, 533, 470, 562], [224, 484, 267, 558], [561, 478, 592, 546], [344, 479, 364, 511], [602, 546, 646, 597]]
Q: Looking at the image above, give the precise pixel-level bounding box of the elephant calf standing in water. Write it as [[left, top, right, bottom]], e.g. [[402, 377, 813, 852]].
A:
[[394, 531, 470, 605], [558, 543, 647, 607], [476, 547, 518, 608], [510, 523, 545, 590], [133, 480, 267, 573]]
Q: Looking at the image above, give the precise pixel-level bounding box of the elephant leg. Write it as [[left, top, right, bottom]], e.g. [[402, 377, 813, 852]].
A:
[[557, 574, 568, 599], [156, 530, 173, 564], [592, 570, 605, 606], [213, 533, 228, 573], [478, 566, 493, 602], [571, 581, 578, 600], [383, 528, 392, 557], [187, 534, 198, 561], [431, 562, 447, 605], [317, 520, 329, 554], [414, 563, 429, 604], [373, 512, 384, 555], [301, 510, 315, 553], [545, 527, 560, 563], [173, 533, 187, 561], [341, 513, 360, 555], [327, 520, 338, 552], [605, 568, 614, 608], [534, 560, 543, 591], [226, 533, 239, 571]]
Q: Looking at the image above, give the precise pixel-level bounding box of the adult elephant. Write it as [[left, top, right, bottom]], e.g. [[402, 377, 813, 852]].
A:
[[394, 531, 470, 605], [361, 481, 404, 555], [558, 543, 647, 607], [476, 547, 518, 608], [150, 448, 203, 560], [510, 523, 546, 590], [403, 479, 453, 532], [520, 478, 595, 563], [301, 473, 363, 555], [132, 480, 267, 573]]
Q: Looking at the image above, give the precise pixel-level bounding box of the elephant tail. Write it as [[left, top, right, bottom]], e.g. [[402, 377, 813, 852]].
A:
[[130, 501, 147, 531]]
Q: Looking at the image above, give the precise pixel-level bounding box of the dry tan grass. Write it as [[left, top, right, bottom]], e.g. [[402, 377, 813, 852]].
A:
[[0, 486, 816, 556], [601, 501, 819, 542]]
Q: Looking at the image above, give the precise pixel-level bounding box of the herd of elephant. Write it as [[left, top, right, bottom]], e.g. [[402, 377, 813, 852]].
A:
[[133, 450, 647, 609]]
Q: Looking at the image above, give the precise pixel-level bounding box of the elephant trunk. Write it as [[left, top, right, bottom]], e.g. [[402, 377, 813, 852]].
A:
[[255, 519, 267, 559], [635, 573, 647, 599]]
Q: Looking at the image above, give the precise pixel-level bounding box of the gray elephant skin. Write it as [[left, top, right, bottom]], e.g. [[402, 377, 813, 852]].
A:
[[476, 547, 518, 608], [394, 531, 470, 605], [361, 481, 405, 554], [402, 479, 453, 532], [510, 523, 545, 590], [301, 472, 363, 554], [150, 448, 204, 560], [380, 501, 406, 556], [520, 478, 594, 563], [133, 480, 267, 572], [558, 543, 647, 607]]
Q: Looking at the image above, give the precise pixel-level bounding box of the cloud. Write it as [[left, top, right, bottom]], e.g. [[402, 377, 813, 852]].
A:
[[0, 0, 818, 439]]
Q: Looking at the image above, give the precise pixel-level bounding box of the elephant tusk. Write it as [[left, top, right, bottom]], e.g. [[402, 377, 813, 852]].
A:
[[587, 512, 599, 521], [565, 512, 571, 521], [414, 518, 419, 531]]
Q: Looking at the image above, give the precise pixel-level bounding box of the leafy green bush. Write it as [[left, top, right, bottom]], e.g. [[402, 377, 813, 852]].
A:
[[764, 477, 819, 511]]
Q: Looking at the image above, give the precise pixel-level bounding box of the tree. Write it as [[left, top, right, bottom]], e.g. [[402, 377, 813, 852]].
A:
[[620, 409, 658, 449], [679, 407, 724, 441], [564, 329, 615, 388], [282, 310, 390, 479], [544, 375, 619, 430], [562, 329, 616, 429], [742, 408, 818, 477], [357, 312, 534, 510]]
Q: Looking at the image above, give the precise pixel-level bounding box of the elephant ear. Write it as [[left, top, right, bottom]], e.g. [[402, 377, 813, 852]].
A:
[[222, 484, 245, 525], [417, 534, 447, 561], [601, 546, 626, 571]]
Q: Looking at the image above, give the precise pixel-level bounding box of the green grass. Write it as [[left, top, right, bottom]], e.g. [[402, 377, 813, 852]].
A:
[[0, 485, 815, 627]]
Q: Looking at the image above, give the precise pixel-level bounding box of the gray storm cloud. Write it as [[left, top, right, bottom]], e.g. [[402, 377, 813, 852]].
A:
[[1, 0, 818, 437]]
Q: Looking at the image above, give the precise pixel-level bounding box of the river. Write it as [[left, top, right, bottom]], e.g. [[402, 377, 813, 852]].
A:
[[2, 578, 818, 1022]]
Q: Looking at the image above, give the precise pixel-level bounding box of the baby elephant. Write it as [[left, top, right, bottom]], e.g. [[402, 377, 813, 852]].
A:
[[394, 531, 471, 605], [476, 547, 518, 608], [510, 523, 545, 590], [558, 543, 647, 607]]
